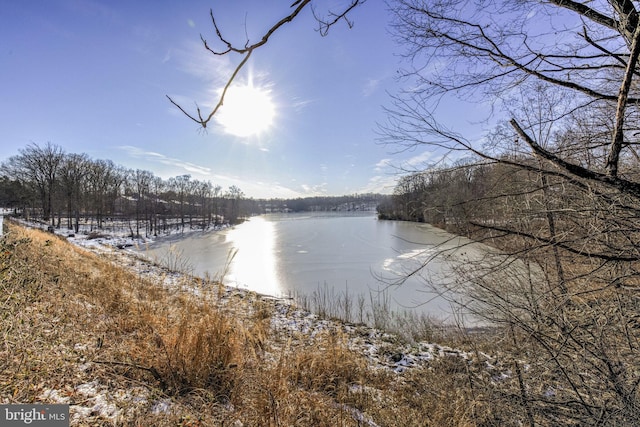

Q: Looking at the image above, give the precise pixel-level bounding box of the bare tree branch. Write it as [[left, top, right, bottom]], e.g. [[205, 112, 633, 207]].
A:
[[510, 118, 640, 198], [168, 0, 365, 130], [608, 22, 640, 176], [166, 49, 253, 129], [313, 0, 364, 36], [549, 0, 619, 33]]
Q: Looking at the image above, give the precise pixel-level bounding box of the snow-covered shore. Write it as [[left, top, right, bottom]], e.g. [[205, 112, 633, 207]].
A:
[[6, 217, 506, 425]]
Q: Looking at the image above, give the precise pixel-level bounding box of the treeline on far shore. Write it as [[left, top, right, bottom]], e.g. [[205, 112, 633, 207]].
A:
[[0, 142, 386, 237]]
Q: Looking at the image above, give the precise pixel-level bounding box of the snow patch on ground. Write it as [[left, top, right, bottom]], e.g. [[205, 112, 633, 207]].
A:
[[39, 380, 159, 425]]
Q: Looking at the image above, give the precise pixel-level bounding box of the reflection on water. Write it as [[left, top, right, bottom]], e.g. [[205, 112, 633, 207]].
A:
[[139, 212, 493, 322], [225, 216, 280, 296]]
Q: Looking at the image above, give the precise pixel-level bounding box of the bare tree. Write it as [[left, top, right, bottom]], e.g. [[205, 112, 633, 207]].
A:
[[194, 180, 213, 229], [149, 175, 165, 235], [225, 185, 245, 224], [130, 169, 154, 237], [4, 142, 65, 226], [378, 1, 640, 424], [211, 184, 222, 226], [59, 153, 90, 232], [85, 159, 124, 229], [168, 174, 192, 231]]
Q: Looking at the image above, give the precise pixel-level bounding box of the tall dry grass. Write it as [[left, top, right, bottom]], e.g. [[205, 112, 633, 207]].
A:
[[1, 221, 514, 426]]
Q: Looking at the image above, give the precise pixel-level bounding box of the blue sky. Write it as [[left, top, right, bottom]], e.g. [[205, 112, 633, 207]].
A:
[[1, 0, 483, 198]]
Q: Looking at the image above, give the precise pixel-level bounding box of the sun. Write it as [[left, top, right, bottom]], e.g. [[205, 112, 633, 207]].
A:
[[215, 84, 276, 137]]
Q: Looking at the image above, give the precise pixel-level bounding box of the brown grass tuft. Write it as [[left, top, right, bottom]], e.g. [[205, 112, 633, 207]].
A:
[[152, 305, 245, 396], [288, 330, 367, 396]]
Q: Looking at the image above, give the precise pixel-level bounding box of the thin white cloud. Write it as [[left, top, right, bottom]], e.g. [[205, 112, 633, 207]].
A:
[[290, 97, 314, 112], [374, 158, 392, 172], [376, 149, 474, 179], [362, 78, 381, 97], [300, 183, 328, 196], [265, 184, 304, 198], [227, 179, 304, 199], [113, 152, 310, 198], [175, 39, 233, 84], [358, 174, 397, 195], [63, 0, 119, 22], [405, 150, 435, 168], [358, 157, 400, 194], [117, 145, 211, 175], [162, 49, 172, 64]]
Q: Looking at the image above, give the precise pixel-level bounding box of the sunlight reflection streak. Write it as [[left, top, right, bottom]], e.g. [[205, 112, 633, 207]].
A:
[[225, 217, 281, 296]]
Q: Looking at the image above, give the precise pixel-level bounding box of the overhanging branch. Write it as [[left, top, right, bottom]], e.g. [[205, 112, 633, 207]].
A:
[[607, 22, 640, 176], [510, 119, 640, 199]]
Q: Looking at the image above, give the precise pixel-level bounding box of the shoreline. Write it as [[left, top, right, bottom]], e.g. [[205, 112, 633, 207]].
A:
[[7, 216, 488, 366], [12, 215, 492, 329]]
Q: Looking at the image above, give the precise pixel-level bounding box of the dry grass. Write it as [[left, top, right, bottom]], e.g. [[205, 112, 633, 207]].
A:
[[0, 221, 514, 426]]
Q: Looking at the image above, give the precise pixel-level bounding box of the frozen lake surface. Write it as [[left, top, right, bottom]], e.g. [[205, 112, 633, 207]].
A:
[[137, 212, 487, 322]]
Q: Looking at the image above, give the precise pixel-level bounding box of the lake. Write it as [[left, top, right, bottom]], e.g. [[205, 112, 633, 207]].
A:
[[137, 212, 485, 322]]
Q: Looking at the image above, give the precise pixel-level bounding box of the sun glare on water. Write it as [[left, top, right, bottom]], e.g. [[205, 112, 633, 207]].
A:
[[216, 84, 276, 137]]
